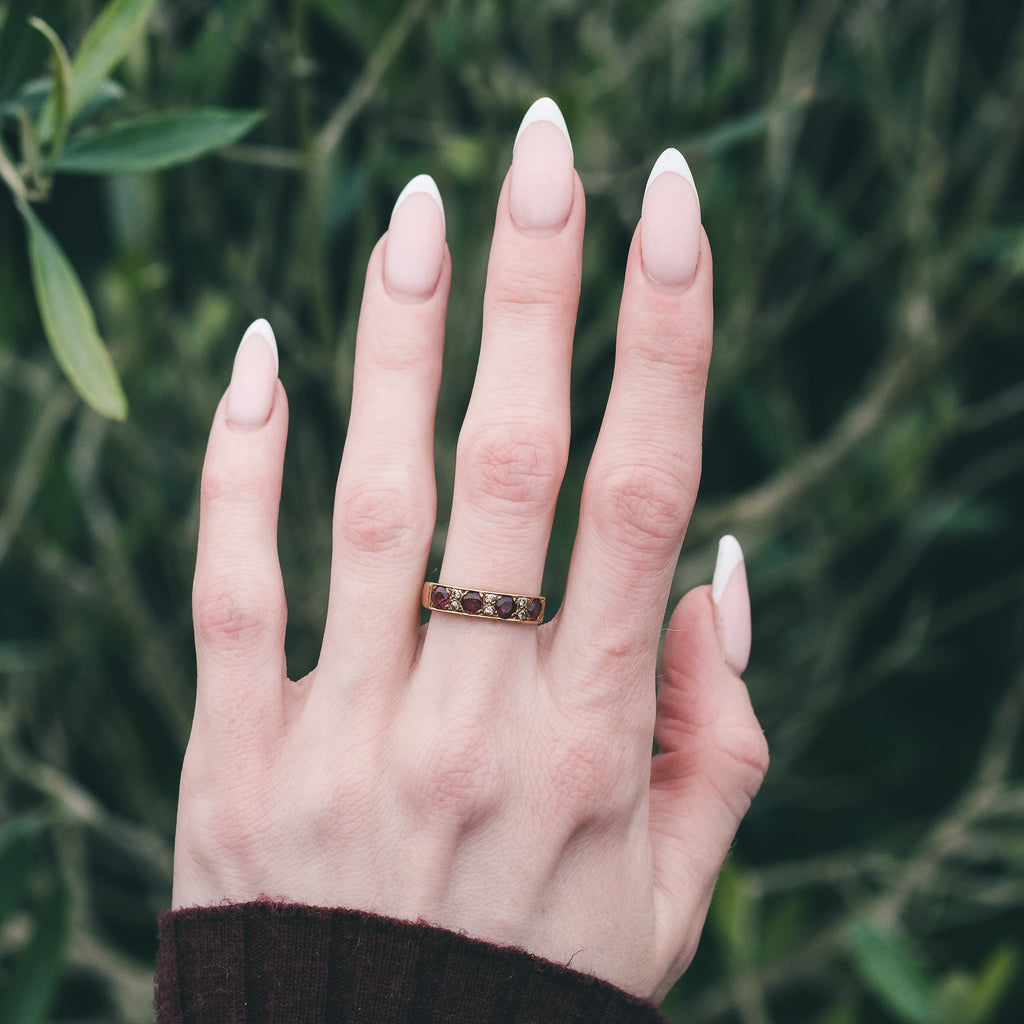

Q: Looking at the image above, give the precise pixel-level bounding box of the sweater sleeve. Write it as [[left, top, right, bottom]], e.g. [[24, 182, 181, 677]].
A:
[[155, 902, 670, 1024]]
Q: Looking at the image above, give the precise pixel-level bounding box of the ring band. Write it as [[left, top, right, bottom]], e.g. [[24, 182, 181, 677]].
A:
[[422, 582, 545, 624]]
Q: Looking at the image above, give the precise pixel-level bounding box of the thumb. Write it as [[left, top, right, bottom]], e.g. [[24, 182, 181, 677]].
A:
[[648, 536, 768, 979]]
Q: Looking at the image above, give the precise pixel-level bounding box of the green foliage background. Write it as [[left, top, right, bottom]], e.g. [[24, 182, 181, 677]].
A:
[[1, 0, 1023, 1020]]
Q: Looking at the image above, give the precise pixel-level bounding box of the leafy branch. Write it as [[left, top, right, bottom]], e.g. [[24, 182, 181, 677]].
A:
[[0, 0, 263, 418]]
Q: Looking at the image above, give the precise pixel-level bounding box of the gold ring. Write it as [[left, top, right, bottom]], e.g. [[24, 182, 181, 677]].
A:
[[422, 582, 545, 624]]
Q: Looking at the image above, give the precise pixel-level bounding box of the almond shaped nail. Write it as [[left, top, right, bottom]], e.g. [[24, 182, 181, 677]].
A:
[[509, 97, 575, 235], [641, 148, 701, 288], [226, 319, 278, 429], [384, 174, 446, 302], [712, 534, 751, 675]]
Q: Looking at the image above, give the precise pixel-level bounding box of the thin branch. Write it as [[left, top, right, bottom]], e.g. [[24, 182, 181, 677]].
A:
[[688, 671, 1024, 1022], [0, 387, 76, 566], [3, 745, 173, 879], [315, 0, 431, 160], [219, 142, 307, 171]]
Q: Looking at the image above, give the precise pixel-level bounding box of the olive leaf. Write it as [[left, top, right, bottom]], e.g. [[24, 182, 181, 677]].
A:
[[58, 108, 264, 174], [37, 0, 158, 139], [21, 204, 128, 420]]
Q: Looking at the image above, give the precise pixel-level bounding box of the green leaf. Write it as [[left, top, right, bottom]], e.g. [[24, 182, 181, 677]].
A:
[[68, 0, 156, 118], [0, 872, 72, 1024], [28, 16, 72, 168], [8, 75, 126, 127], [846, 920, 935, 1024], [963, 946, 1019, 1024], [58, 108, 264, 174], [39, 0, 156, 138], [21, 205, 128, 419], [710, 858, 759, 964]]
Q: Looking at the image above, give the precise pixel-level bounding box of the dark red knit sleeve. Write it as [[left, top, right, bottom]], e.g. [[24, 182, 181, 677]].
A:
[[155, 902, 670, 1024]]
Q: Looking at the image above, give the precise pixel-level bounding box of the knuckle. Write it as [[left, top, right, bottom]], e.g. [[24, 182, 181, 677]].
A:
[[459, 425, 566, 514], [487, 258, 576, 324], [701, 722, 770, 816], [193, 575, 284, 652], [402, 730, 505, 824], [335, 481, 433, 558], [298, 768, 379, 840], [178, 749, 273, 862], [543, 728, 641, 822], [201, 461, 267, 512], [734, 724, 771, 794], [626, 309, 712, 382], [366, 323, 438, 376], [587, 463, 692, 556]]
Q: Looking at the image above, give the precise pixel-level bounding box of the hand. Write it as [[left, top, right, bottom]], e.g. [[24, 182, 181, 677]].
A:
[[172, 98, 768, 1003]]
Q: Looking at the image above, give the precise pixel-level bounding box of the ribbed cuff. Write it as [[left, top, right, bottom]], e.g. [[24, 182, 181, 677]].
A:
[[155, 902, 668, 1024]]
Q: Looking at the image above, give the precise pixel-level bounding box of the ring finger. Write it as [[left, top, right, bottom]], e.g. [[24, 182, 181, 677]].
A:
[[422, 98, 583, 649]]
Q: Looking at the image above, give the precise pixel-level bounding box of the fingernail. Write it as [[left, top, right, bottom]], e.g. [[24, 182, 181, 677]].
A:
[[712, 535, 751, 674], [384, 174, 447, 302], [509, 97, 575, 235], [641, 148, 701, 288], [227, 318, 278, 429]]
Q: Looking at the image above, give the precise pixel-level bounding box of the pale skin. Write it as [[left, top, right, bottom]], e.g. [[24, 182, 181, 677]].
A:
[[172, 99, 768, 1005]]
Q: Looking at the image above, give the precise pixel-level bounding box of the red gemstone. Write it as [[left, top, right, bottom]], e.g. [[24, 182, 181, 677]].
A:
[[430, 586, 450, 610], [526, 598, 543, 621], [495, 595, 515, 619], [462, 591, 484, 614]]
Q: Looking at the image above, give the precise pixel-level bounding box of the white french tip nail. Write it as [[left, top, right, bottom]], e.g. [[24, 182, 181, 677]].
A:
[[515, 96, 573, 156], [241, 317, 278, 375], [712, 534, 745, 604], [645, 147, 697, 197], [391, 173, 446, 231]]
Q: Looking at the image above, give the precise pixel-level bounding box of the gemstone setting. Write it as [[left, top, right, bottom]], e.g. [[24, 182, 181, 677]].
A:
[[422, 582, 544, 624]]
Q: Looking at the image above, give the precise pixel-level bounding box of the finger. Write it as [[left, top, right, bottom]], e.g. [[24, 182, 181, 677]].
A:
[[554, 149, 712, 706], [317, 176, 450, 685], [648, 539, 767, 985], [422, 97, 582, 652], [192, 319, 289, 728]]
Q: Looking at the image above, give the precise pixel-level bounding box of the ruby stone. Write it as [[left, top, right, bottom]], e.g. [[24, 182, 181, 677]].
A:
[[495, 595, 515, 619], [462, 591, 484, 614], [430, 586, 450, 610], [526, 598, 543, 621]]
